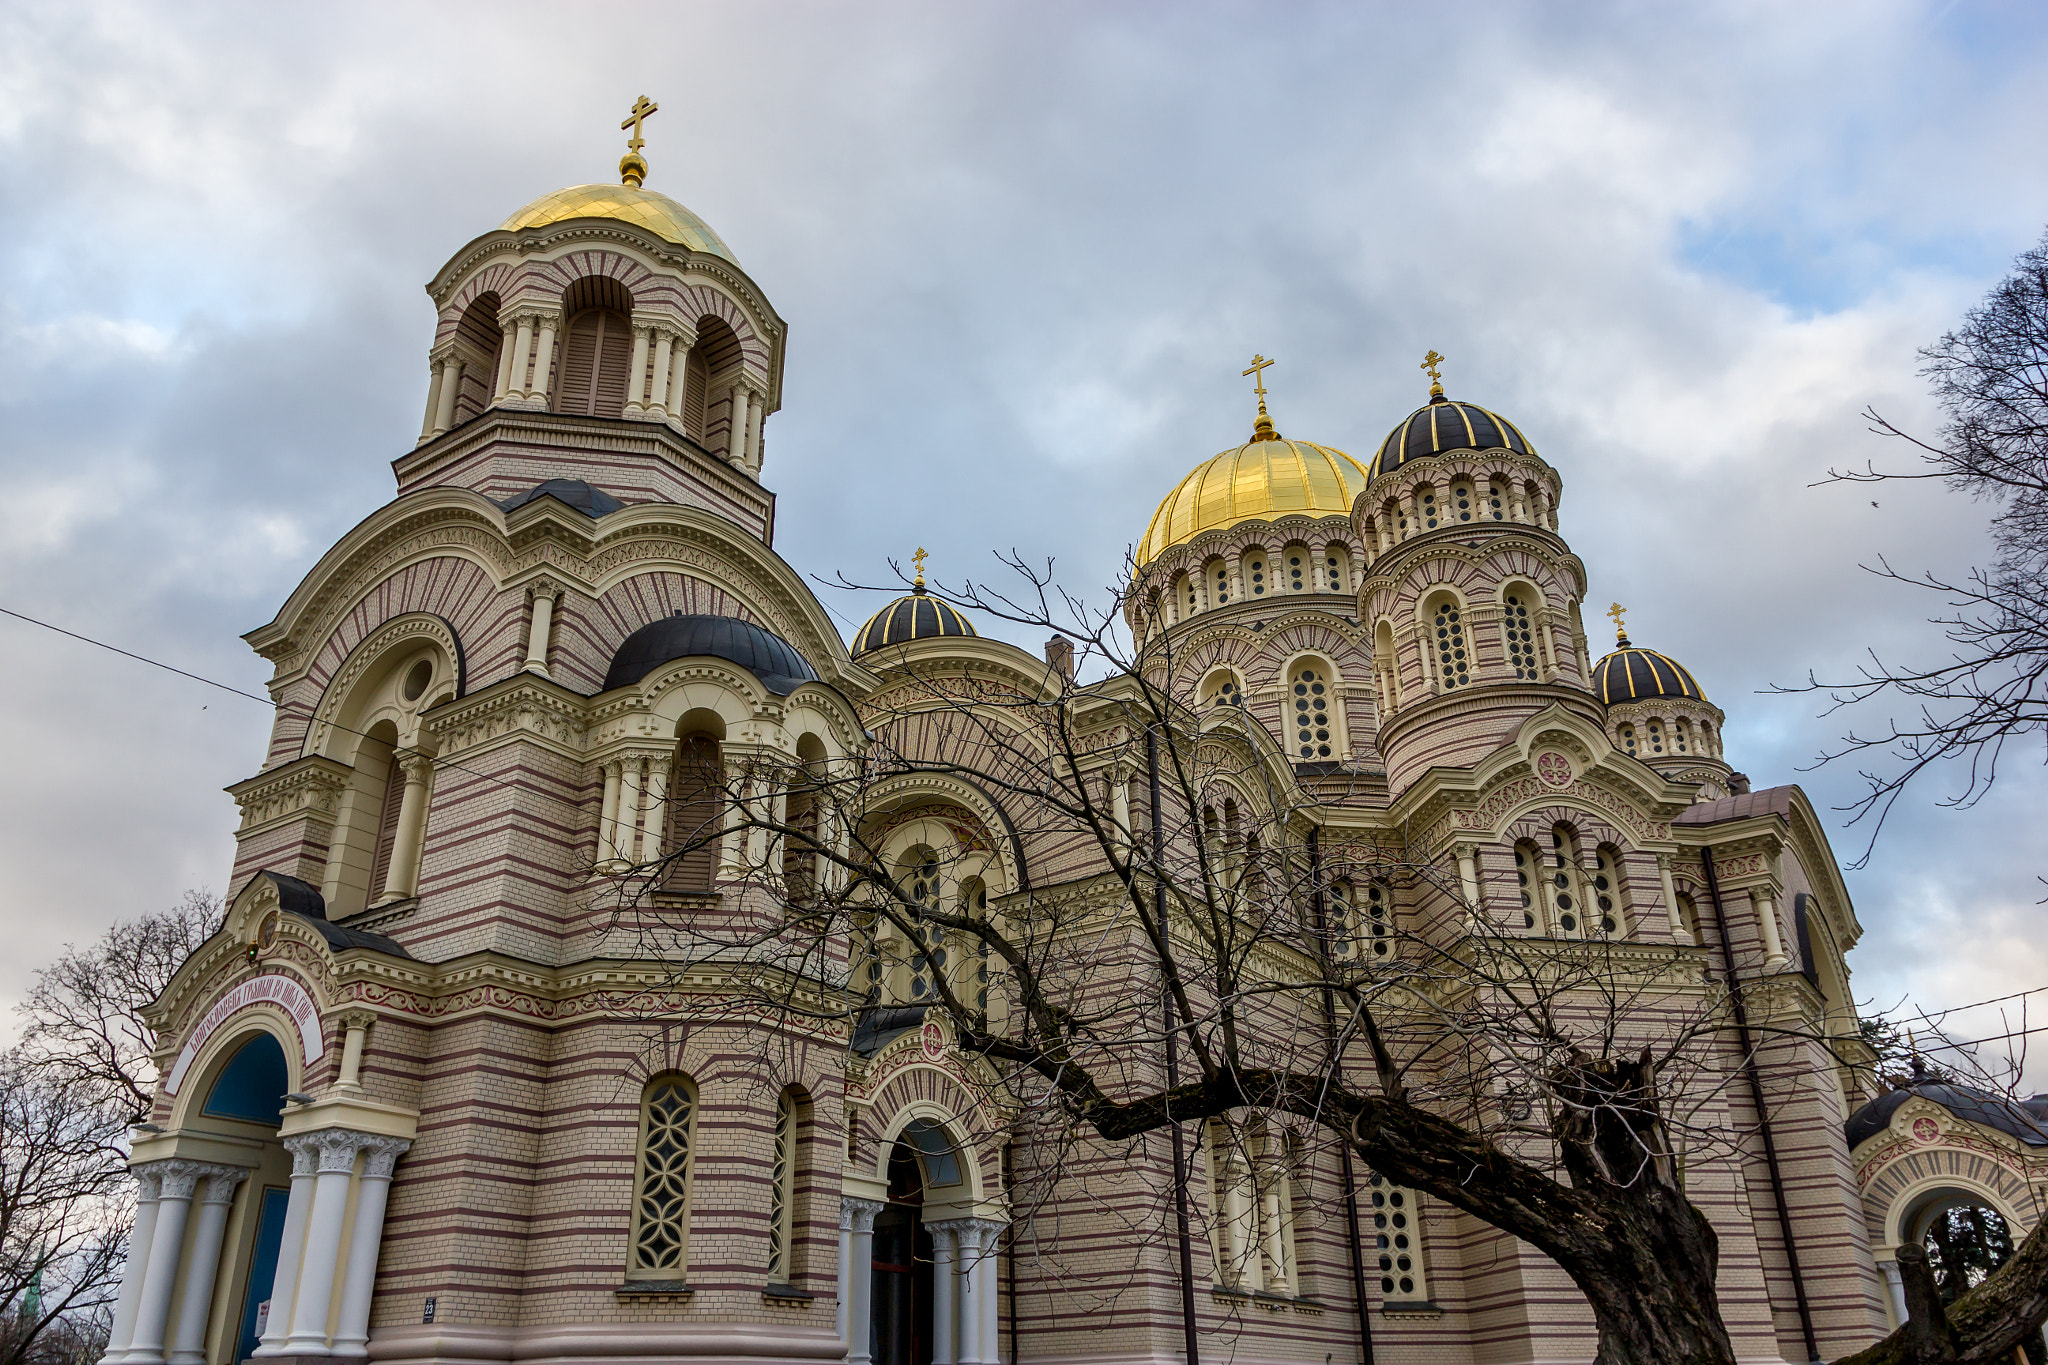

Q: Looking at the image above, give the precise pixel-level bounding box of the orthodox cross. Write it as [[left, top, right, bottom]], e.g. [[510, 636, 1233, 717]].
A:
[[1608, 602, 1628, 642], [621, 96, 660, 153], [1242, 353, 1275, 404], [912, 547, 929, 588], [1421, 349, 1445, 396]]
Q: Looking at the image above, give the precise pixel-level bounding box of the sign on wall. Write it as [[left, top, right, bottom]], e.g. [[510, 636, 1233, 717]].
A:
[[164, 974, 325, 1095]]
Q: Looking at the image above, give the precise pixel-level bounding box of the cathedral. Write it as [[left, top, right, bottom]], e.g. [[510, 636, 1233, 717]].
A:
[[100, 109, 2048, 1365]]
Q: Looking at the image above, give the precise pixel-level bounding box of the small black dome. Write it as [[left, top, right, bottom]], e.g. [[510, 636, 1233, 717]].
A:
[[851, 589, 978, 657], [1369, 395, 1535, 481], [603, 614, 819, 694], [1846, 1081, 2048, 1150], [498, 478, 624, 519], [1591, 640, 1709, 705]]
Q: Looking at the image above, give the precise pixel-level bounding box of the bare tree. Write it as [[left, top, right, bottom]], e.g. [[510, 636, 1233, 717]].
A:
[[584, 555, 2048, 1365], [1785, 226, 2048, 862], [14, 891, 222, 1118]]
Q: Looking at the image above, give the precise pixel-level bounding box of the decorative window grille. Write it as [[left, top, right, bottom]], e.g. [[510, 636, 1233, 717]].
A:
[[1619, 723, 1637, 754], [1420, 489, 1439, 529], [1213, 564, 1230, 605], [1647, 720, 1665, 754], [1292, 666, 1335, 758], [1326, 550, 1347, 592], [1593, 848, 1625, 935], [1433, 602, 1469, 688], [766, 1091, 798, 1282], [1487, 481, 1507, 520], [1329, 879, 1392, 959], [1368, 1174, 1428, 1300], [631, 1077, 696, 1276], [907, 852, 945, 1001], [1504, 593, 1538, 680], [1451, 481, 1474, 522], [1247, 556, 1266, 596], [1288, 552, 1306, 591], [1550, 828, 1588, 938], [1513, 842, 1540, 931]]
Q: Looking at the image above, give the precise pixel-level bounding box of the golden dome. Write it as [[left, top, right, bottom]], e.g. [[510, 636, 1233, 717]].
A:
[[499, 184, 738, 264], [1137, 437, 1371, 566]]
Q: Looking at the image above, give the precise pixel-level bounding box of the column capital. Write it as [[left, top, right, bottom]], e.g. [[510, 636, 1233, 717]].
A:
[[839, 1196, 884, 1232], [131, 1164, 166, 1200], [341, 1009, 378, 1032], [200, 1168, 250, 1205], [396, 750, 436, 783], [151, 1158, 247, 1201], [360, 1136, 412, 1179], [526, 576, 567, 603], [282, 1133, 323, 1174]]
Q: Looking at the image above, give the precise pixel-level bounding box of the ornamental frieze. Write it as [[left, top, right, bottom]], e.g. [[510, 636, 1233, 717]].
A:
[[1453, 771, 1670, 847]]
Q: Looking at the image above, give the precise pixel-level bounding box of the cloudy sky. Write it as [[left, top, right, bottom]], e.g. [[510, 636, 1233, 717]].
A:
[[3, 0, 2046, 1070]]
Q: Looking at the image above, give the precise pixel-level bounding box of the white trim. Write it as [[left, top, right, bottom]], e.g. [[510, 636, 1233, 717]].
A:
[[165, 976, 324, 1095]]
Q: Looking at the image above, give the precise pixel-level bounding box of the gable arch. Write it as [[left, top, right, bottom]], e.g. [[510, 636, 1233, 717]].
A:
[[303, 612, 465, 761]]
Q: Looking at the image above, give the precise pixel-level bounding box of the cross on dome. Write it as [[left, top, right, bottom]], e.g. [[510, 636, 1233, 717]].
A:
[[1242, 353, 1282, 443], [618, 95, 660, 187], [1421, 349, 1446, 399], [1608, 602, 1630, 646]]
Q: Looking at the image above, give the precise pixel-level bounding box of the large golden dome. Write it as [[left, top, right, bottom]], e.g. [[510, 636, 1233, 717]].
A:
[[499, 184, 738, 264], [1137, 436, 1370, 566]]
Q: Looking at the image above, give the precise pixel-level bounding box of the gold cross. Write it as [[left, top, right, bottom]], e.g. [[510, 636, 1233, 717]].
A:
[[1421, 349, 1445, 397], [912, 547, 929, 588], [1608, 602, 1628, 641], [1242, 354, 1275, 402], [621, 95, 660, 153]]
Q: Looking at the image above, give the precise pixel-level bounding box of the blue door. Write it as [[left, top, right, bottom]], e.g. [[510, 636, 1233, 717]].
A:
[[233, 1187, 290, 1364]]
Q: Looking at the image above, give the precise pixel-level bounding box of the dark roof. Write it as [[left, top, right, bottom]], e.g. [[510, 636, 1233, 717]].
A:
[[1846, 1081, 2048, 1150], [851, 588, 978, 657], [851, 1003, 932, 1057], [1368, 394, 1536, 480], [248, 872, 413, 958], [1673, 785, 1796, 826], [497, 478, 625, 519], [1591, 640, 1709, 705], [603, 613, 819, 693]]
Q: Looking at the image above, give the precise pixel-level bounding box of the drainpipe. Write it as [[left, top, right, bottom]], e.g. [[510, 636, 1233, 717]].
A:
[[1307, 828, 1376, 1365], [1700, 845, 1821, 1364], [1148, 726, 1201, 1365]]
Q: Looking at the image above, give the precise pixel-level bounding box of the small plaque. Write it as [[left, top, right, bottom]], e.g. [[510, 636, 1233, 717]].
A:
[[422, 1296, 437, 1324], [1535, 751, 1573, 788], [1912, 1117, 1940, 1144], [921, 1019, 945, 1059]]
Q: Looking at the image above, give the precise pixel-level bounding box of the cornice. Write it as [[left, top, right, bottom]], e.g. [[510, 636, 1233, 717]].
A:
[[227, 754, 354, 835], [1359, 530, 1588, 603]]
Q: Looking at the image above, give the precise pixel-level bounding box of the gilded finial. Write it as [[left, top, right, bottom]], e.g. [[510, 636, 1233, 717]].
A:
[[1607, 602, 1630, 647], [1242, 354, 1281, 442], [1421, 349, 1446, 400], [619, 95, 660, 188], [912, 547, 929, 593]]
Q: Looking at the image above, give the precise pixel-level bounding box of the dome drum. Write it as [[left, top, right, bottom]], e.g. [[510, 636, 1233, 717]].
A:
[[1354, 451, 1562, 568]]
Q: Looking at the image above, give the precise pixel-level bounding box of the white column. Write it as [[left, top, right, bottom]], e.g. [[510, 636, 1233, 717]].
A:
[[639, 758, 669, 865], [507, 318, 535, 398], [926, 1223, 959, 1365], [976, 1220, 1002, 1365], [378, 754, 433, 903], [1455, 843, 1482, 928], [529, 318, 558, 407], [430, 357, 462, 436], [616, 760, 644, 870], [834, 1220, 852, 1348], [841, 1198, 882, 1365], [1657, 856, 1691, 945], [745, 394, 765, 471], [648, 333, 676, 418], [523, 588, 557, 675], [726, 384, 751, 463], [336, 1013, 373, 1093], [168, 1169, 248, 1365], [599, 763, 622, 866], [100, 1165, 165, 1365], [1880, 1257, 1907, 1329], [418, 365, 444, 442], [625, 326, 653, 413], [492, 324, 517, 402], [1110, 775, 1131, 853], [1752, 888, 1787, 967], [127, 1162, 201, 1365], [955, 1220, 1002, 1365], [284, 1132, 364, 1354], [254, 1139, 320, 1357], [331, 1139, 410, 1358]]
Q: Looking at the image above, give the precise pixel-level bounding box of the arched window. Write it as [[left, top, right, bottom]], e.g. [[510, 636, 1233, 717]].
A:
[[1289, 662, 1338, 759], [1172, 572, 1195, 619], [1449, 479, 1475, 523], [1201, 669, 1243, 709], [1368, 1174, 1428, 1301], [1646, 719, 1666, 755], [1326, 545, 1351, 593], [1245, 550, 1268, 597], [663, 732, 724, 894], [904, 849, 946, 1001], [1550, 826, 1589, 939], [680, 344, 710, 435], [1593, 846, 1627, 936], [1674, 719, 1692, 754], [1513, 841, 1542, 932], [958, 879, 990, 1013], [1328, 879, 1392, 961], [630, 1075, 697, 1278], [1618, 723, 1638, 755], [1260, 1131, 1300, 1295], [1502, 590, 1539, 681], [766, 1089, 800, 1285], [452, 292, 503, 425], [1209, 559, 1231, 606], [362, 723, 407, 901], [1429, 597, 1470, 690], [1674, 891, 1703, 943], [1284, 545, 1311, 592], [1373, 620, 1399, 715], [1204, 1120, 1294, 1294], [1418, 485, 1440, 530], [553, 277, 634, 418], [1486, 479, 1508, 521]]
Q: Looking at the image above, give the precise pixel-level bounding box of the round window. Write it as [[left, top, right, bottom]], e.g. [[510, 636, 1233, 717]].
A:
[[402, 659, 433, 702]]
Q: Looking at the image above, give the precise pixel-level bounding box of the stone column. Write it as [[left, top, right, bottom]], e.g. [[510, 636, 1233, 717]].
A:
[[1880, 1257, 1907, 1329], [254, 1138, 320, 1357], [331, 1138, 410, 1358], [1455, 843, 1482, 929], [599, 762, 622, 866], [335, 1012, 374, 1093], [529, 316, 559, 406], [616, 760, 643, 870], [127, 1161, 203, 1365], [284, 1132, 365, 1354], [745, 395, 765, 471], [168, 1168, 249, 1365], [418, 364, 444, 443], [639, 757, 670, 865], [840, 1198, 882, 1365], [1110, 774, 1131, 853], [1752, 888, 1787, 968], [926, 1222, 960, 1365], [1532, 484, 1554, 530], [100, 1165, 165, 1365], [1656, 855, 1691, 945], [523, 582, 559, 675], [378, 753, 434, 903], [1398, 490, 1418, 539], [625, 325, 653, 413], [492, 323, 517, 402], [959, 1219, 1004, 1365], [647, 331, 677, 419], [430, 356, 462, 436], [727, 384, 752, 464]]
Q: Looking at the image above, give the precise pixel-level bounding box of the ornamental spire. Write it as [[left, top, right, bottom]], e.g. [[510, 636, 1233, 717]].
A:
[[912, 546, 929, 594], [1242, 353, 1282, 442], [619, 95, 659, 188], [1608, 602, 1630, 647], [1421, 349, 1446, 400]]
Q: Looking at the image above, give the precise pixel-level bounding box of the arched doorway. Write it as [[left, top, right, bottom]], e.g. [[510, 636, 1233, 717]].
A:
[[1903, 1190, 2046, 1362], [200, 1033, 294, 1364], [872, 1140, 932, 1365]]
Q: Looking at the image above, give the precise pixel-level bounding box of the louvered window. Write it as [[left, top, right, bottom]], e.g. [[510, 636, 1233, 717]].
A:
[[554, 307, 633, 418], [365, 750, 406, 898], [662, 735, 723, 894]]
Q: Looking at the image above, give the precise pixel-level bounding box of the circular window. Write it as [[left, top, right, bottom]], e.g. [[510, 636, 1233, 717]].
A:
[[402, 659, 433, 702]]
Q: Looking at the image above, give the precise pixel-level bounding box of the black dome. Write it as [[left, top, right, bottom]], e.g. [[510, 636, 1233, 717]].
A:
[[1591, 640, 1709, 705], [602, 614, 819, 694], [1369, 395, 1535, 480], [851, 589, 978, 657], [1845, 1081, 2048, 1150], [497, 478, 624, 519]]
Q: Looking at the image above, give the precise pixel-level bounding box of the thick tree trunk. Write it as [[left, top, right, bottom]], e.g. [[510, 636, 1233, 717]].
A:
[[1835, 1212, 2048, 1365]]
